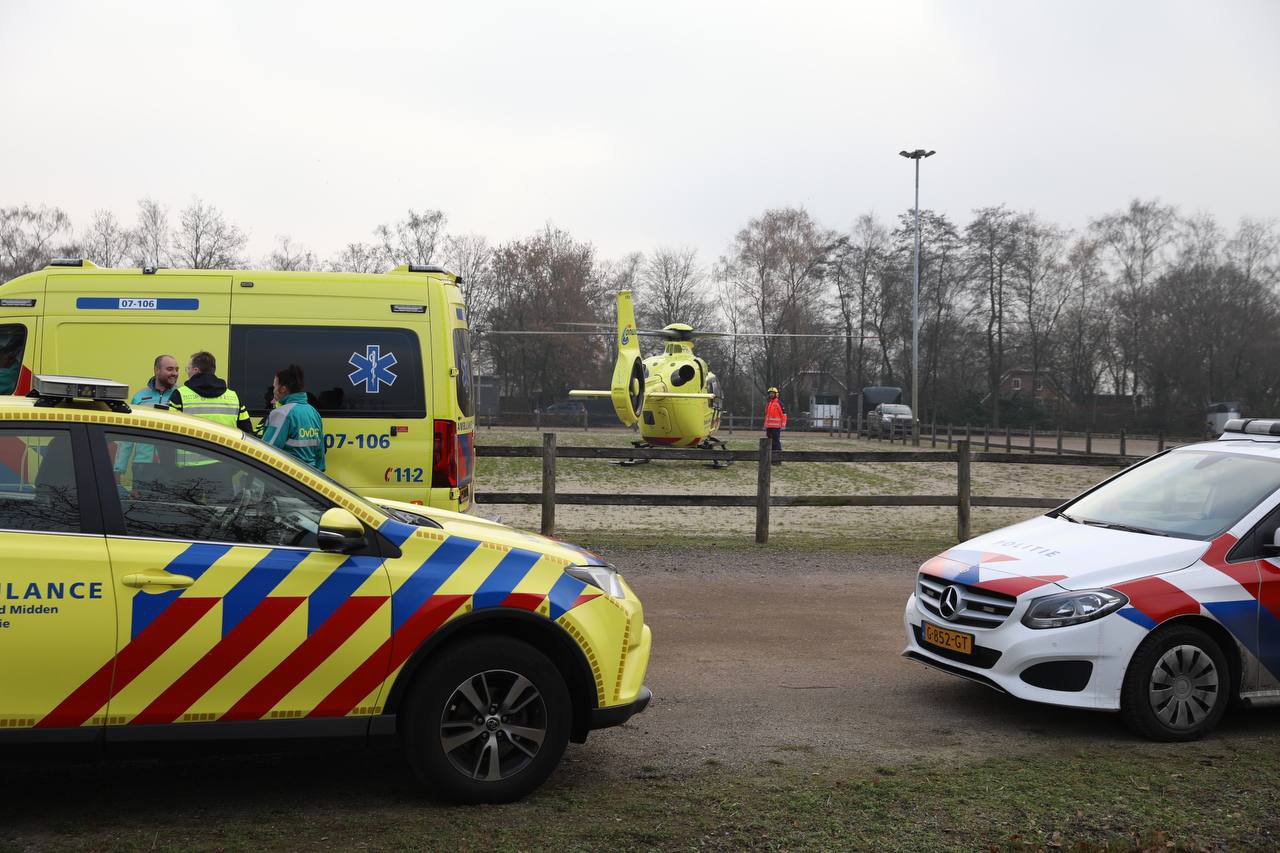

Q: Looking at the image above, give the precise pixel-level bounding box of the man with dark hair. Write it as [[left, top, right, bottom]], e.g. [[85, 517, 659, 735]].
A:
[[262, 364, 326, 470], [166, 350, 254, 433]]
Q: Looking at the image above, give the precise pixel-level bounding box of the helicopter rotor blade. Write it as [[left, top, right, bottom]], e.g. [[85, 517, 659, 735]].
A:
[[477, 330, 613, 336]]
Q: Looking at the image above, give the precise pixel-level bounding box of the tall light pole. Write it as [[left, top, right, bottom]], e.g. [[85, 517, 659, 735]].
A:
[[899, 148, 935, 446]]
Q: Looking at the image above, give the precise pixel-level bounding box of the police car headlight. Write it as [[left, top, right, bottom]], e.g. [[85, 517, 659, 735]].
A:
[[1021, 589, 1127, 629], [565, 564, 626, 599]]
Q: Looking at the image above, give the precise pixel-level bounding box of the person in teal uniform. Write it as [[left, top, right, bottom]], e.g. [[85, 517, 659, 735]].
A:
[[262, 364, 326, 471]]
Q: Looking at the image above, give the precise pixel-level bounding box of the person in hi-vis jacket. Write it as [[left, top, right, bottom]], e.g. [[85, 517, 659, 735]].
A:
[[763, 386, 787, 465]]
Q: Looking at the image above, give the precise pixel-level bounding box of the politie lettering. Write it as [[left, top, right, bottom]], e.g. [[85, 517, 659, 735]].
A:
[[3, 581, 103, 601]]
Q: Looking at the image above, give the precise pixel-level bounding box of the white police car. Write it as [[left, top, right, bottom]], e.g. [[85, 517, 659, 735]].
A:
[[904, 418, 1280, 740]]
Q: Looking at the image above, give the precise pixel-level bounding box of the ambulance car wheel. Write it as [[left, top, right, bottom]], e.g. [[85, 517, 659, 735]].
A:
[[1120, 625, 1230, 742], [402, 636, 570, 804]]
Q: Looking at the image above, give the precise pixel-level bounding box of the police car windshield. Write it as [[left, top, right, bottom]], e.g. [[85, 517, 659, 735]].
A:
[[883, 405, 911, 415], [1061, 449, 1280, 540], [240, 431, 389, 519]]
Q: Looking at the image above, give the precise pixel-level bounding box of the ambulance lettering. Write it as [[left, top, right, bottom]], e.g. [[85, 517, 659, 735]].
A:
[[3, 581, 103, 601]]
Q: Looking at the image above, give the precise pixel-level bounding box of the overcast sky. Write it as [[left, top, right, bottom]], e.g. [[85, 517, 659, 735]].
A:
[[2, 0, 1277, 266]]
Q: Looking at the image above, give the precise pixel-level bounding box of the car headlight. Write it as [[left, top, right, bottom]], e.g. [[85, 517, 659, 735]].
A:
[[565, 564, 626, 599], [1021, 589, 1128, 629]]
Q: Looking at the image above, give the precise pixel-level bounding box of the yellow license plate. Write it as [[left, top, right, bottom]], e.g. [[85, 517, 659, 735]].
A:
[[923, 621, 974, 655]]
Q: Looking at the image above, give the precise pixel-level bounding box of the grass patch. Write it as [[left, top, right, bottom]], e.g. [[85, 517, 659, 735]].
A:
[[10, 745, 1278, 850]]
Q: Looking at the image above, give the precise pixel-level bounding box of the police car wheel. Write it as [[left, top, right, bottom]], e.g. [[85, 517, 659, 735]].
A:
[[402, 636, 570, 803], [1120, 625, 1230, 742]]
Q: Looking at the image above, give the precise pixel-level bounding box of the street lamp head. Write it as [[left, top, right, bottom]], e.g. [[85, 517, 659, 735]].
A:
[[899, 148, 936, 159], [898, 150, 911, 158]]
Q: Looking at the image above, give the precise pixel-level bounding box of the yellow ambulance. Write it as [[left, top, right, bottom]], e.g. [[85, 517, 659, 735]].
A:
[[0, 259, 475, 511], [0, 376, 651, 803]]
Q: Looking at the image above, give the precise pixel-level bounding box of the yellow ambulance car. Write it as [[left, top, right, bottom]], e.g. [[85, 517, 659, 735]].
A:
[[0, 376, 651, 803], [0, 259, 475, 511]]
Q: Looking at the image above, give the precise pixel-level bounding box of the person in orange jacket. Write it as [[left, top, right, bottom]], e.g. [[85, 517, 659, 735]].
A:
[[763, 386, 787, 464]]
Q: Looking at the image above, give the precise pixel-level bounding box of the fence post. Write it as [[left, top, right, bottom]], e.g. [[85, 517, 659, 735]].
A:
[[1005, 425, 1012, 453], [1120, 429, 1127, 457], [984, 426, 990, 452], [755, 437, 771, 544], [1056, 428, 1063, 455], [957, 439, 971, 543], [541, 432, 556, 536], [583, 410, 589, 431], [1086, 431, 1092, 455], [1158, 431, 1165, 453], [535, 409, 542, 433], [947, 424, 953, 449], [965, 424, 972, 446], [1029, 427, 1036, 454], [856, 408, 863, 437], [931, 418, 937, 449]]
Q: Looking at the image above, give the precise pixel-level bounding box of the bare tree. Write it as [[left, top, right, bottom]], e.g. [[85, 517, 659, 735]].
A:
[[831, 214, 890, 412], [1011, 213, 1071, 410], [721, 207, 835, 405], [377, 209, 447, 267], [0, 204, 74, 282], [170, 198, 248, 269], [131, 197, 171, 268], [266, 235, 318, 271], [1226, 217, 1279, 289], [1090, 199, 1177, 402], [637, 246, 713, 329], [965, 205, 1020, 426], [80, 209, 133, 268], [328, 242, 388, 273]]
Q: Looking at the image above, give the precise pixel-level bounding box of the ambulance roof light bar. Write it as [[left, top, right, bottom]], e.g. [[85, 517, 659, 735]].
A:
[[32, 375, 131, 413], [46, 258, 99, 268], [1221, 418, 1280, 437]]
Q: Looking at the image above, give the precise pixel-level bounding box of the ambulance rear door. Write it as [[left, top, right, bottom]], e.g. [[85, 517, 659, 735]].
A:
[[42, 270, 232, 390], [228, 272, 432, 503]]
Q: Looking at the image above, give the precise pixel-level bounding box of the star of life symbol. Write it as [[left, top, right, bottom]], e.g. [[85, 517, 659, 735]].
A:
[[348, 345, 398, 393]]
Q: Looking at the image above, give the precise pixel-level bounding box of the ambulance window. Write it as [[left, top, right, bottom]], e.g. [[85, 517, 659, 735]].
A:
[[105, 432, 327, 548], [0, 325, 27, 395], [229, 326, 426, 418], [0, 429, 80, 534], [453, 328, 474, 418]]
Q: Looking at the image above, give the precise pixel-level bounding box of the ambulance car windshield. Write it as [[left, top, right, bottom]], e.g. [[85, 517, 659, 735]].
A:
[[1059, 449, 1280, 540]]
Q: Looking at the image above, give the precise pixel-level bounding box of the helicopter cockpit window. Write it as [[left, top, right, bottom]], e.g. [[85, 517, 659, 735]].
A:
[[671, 364, 696, 387]]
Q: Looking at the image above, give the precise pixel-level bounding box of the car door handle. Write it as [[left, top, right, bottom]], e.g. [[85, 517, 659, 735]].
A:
[[122, 571, 195, 590]]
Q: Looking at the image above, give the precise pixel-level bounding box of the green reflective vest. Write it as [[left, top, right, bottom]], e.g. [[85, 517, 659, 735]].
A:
[[176, 384, 244, 467]]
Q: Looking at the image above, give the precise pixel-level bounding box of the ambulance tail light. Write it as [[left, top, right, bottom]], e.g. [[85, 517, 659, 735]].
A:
[[432, 419, 458, 488]]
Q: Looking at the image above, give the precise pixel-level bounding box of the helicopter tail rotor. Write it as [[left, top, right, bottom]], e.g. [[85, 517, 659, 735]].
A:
[[570, 290, 646, 427], [609, 291, 645, 425]]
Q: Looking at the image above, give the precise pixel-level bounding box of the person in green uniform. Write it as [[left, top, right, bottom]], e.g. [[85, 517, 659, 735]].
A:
[[262, 364, 326, 471]]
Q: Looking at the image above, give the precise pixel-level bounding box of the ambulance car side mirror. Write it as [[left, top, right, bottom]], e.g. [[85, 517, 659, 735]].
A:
[[317, 507, 368, 553]]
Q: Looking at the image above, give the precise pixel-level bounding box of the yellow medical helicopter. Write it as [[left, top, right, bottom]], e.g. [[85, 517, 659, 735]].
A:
[[568, 291, 730, 465]]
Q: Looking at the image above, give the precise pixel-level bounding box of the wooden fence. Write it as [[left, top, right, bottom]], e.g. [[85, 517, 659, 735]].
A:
[[474, 435, 1137, 544]]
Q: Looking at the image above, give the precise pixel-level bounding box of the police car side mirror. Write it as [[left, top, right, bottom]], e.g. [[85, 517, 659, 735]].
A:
[[1264, 527, 1280, 558], [317, 507, 368, 553]]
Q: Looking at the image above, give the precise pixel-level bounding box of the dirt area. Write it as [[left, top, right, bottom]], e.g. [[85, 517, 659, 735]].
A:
[[560, 546, 1280, 782]]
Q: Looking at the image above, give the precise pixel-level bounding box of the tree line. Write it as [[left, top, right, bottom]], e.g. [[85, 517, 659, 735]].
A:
[[2, 196, 1277, 432]]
